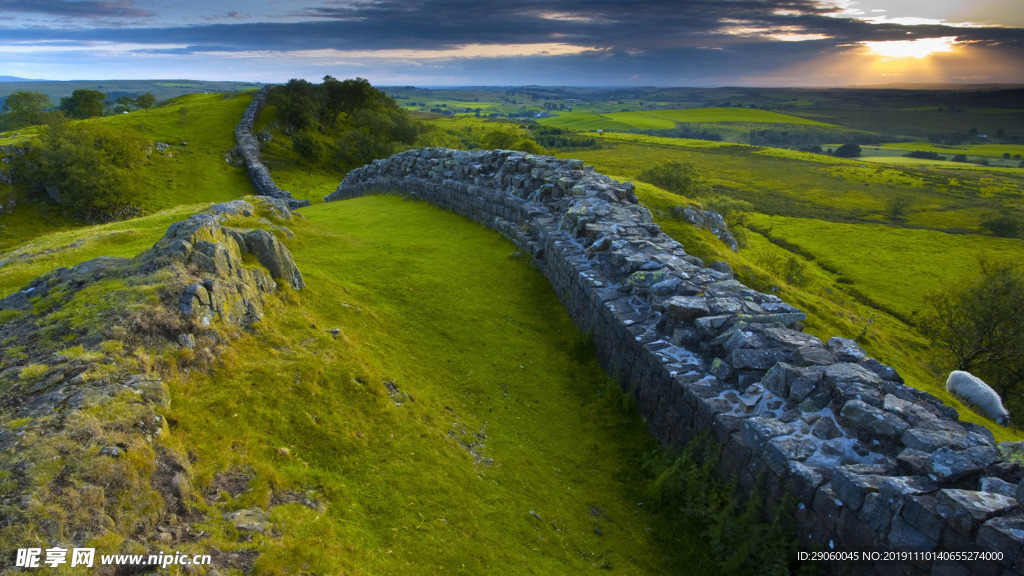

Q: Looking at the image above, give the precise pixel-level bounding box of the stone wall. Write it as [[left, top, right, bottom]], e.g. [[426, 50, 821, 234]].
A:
[[326, 148, 1024, 575], [234, 87, 310, 210]]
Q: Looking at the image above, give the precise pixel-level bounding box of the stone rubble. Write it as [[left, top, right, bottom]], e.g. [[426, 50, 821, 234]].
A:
[[327, 147, 1024, 574]]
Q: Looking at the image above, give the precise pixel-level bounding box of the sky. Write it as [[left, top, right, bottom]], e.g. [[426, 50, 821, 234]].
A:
[[1, 0, 1023, 86]]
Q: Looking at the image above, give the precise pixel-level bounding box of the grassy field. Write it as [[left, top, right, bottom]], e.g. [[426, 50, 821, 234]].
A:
[[0, 92, 255, 249], [536, 107, 832, 132], [1, 195, 737, 574], [159, 196, 723, 575]]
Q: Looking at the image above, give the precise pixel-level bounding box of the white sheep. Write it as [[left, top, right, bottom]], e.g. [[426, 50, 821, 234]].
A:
[[946, 370, 1010, 425]]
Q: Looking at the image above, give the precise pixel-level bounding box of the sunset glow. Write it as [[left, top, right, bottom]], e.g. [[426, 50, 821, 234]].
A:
[[861, 36, 959, 59]]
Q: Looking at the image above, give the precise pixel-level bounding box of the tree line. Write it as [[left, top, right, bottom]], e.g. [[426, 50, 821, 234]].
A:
[[1, 89, 157, 130]]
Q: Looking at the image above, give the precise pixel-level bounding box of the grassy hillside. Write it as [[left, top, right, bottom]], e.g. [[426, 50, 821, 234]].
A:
[[537, 108, 833, 132], [0, 92, 254, 249], [2, 195, 771, 574], [549, 138, 1024, 439], [159, 197, 716, 574]]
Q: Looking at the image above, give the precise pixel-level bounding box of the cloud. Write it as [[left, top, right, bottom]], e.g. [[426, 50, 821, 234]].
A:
[[0, 0, 1021, 85], [0, 0, 153, 19]]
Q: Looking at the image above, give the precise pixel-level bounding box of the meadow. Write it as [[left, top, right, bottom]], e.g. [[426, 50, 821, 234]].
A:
[[1, 89, 812, 573]]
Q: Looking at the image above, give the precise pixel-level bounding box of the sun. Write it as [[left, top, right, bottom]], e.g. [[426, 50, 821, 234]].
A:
[[860, 36, 959, 59]]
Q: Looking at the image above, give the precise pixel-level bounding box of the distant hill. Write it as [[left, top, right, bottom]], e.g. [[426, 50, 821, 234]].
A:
[[0, 79, 265, 103]]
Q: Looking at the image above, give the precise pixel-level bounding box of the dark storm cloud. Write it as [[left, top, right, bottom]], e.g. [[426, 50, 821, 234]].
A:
[[8, 0, 1021, 51], [0, 0, 153, 18], [1, 0, 1022, 84]]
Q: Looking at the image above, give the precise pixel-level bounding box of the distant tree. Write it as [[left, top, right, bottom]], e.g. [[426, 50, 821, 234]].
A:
[[638, 160, 710, 197], [481, 129, 518, 150], [920, 258, 1024, 410], [322, 76, 382, 123], [20, 119, 148, 220], [1003, 153, 1012, 159], [135, 92, 156, 109], [59, 89, 106, 119], [114, 96, 136, 114], [269, 79, 323, 130], [833, 143, 862, 158], [885, 196, 913, 224], [952, 154, 969, 163], [1, 91, 53, 129]]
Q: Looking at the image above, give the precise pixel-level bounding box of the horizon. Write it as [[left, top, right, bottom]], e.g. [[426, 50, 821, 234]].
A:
[[3, 76, 1024, 92], [1, 1, 1023, 87]]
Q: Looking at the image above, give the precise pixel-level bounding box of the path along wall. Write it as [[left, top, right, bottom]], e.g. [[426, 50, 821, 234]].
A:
[[327, 148, 1024, 575], [234, 87, 310, 210]]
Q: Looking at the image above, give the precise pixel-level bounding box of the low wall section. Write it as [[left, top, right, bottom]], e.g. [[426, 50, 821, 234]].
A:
[[234, 87, 310, 209], [326, 148, 1024, 575]]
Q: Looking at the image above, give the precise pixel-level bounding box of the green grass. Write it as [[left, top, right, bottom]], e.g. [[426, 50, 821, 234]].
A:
[[878, 141, 1024, 159], [0, 92, 256, 248], [0, 204, 206, 297], [537, 107, 833, 132], [160, 196, 714, 575]]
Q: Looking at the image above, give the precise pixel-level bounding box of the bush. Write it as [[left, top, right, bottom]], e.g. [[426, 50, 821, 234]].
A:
[[982, 213, 1022, 239], [833, 143, 861, 158], [20, 120, 148, 220], [291, 131, 328, 164], [885, 196, 913, 224], [638, 160, 710, 197], [920, 257, 1024, 414]]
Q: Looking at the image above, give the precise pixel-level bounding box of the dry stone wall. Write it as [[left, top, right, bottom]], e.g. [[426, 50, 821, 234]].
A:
[[327, 148, 1024, 575], [234, 87, 310, 210]]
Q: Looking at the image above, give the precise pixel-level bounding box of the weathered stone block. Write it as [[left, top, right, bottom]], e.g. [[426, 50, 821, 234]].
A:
[[840, 399, 909, 439], [935, 489, 1018, 538], [927, 446, 1002, 484]]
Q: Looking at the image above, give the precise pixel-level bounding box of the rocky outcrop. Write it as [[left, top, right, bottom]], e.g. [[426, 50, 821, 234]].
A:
[[234, 87, 310, 210], [0, 197, 303, 562], [327, 148, 1024, 574], [673, 204, 738, 251]]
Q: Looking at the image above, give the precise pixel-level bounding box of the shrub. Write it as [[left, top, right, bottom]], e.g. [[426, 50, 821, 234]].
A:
[[981, 213, 1022, 239], [833, 143, 861, 158], [20, 120, 148, 220], [291, 131, 328, 165], [639, 160, 710, 197], [885, 196, 913, 224]]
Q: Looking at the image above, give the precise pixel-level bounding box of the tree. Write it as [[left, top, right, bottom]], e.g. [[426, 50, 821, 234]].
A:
[[885, 196, 913, 224], [135, 92, 156, 109], [115, 96, 136, 114], [269, 79, 323, 130], [920, 257, 1024, 406], [59, 89, 106, 119], [2, 91, 54, 129], [21, 119, 148, 220], [833, 143, 861, 158], [638, 160, 710, 197]]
